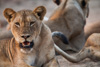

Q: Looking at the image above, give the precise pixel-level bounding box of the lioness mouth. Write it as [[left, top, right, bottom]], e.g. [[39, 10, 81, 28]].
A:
[[23, 41, 30, 46], [19, 41, 34, 48]]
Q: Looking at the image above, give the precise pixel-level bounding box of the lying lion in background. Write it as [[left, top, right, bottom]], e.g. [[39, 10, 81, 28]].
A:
[[85, 21, 100, 39], [44, 0, 89, 52], [0, 0, 89, 52], [55, 33, 100, 63], [0, 6, 69, 67]]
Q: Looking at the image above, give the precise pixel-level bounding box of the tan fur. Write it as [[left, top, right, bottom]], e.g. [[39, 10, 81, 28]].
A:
[[44, 0, 89, 52], [0, 0, 89, 52], [0, 6, 59, 67], [84, 21, 100, 39], [55, 33, 100, 62]]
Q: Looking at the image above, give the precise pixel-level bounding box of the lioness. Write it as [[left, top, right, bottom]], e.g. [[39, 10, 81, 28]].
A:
[[44, 0, 89, 51], [0, 6, 63, 67], [0, 0, 89, 52], [55, 33, 100, 63]]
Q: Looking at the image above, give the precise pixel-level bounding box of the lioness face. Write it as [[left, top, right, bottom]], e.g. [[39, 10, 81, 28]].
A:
[[53, 0, 89, 18], [4, 6, 46, 53], [11, 10, 41, 48]]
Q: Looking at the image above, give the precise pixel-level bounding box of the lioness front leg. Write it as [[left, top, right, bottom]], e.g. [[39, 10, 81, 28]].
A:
[[43, 57, 59, 67]]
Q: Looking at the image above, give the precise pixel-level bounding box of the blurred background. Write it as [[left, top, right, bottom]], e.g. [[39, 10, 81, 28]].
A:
[[0, 0, 56, 20], [0, 0, 100, 23], [0, 0, 100, 67]]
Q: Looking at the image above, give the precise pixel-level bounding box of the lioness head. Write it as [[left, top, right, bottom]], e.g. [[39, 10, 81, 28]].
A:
[[53, 0, 89, 18], [3, 6, 46, 53]]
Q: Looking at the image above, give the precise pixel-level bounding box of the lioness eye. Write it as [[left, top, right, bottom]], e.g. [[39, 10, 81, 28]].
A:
[[30, 22, 35, 26], [15, 22, 20, 27]]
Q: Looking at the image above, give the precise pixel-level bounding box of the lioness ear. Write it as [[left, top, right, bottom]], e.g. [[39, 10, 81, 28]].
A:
[[80, 0, 89, 17], [53, 0, 62, 5], [3, 8, 16, 23], [80, 0, 89, 8], [33, 6, 46, 20]]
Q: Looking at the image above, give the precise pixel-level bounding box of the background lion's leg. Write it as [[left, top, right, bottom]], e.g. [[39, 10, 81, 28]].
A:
[[93, 52, 100, 61], [55, 31, 86, 52], [53, 36, 78, 52], [69, 32, 85, 52], [54, 44, 91, 63], [65, 47, 92, 63], [89, 48, 100, 61], [43, 57, 60, 67], [74, 47, 92, 62], [64, 42, 79, 52]]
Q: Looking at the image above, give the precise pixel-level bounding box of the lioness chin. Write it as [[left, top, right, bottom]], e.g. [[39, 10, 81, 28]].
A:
[[0, 6, 61, 67]]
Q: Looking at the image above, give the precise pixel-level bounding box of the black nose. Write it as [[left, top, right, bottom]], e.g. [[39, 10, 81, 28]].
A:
[[21, 35, 30, 39]]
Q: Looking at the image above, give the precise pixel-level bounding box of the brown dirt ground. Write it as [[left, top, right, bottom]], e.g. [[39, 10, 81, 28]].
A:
[[0, 0, 100, 67]]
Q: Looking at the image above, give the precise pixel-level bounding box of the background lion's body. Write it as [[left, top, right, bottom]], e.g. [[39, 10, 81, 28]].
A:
[[85, 21, 100, 39], [44, 0, 88, 51]]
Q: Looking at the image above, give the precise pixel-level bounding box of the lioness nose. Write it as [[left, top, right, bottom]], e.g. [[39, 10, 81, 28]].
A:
[[21, 35, 30, 39]]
